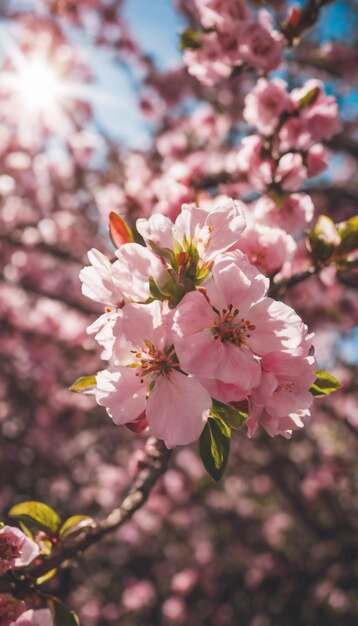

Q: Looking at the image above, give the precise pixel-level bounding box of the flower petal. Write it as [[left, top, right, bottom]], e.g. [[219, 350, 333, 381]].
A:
[[95, 368, 146, 425], [146, 371, 211, 447]]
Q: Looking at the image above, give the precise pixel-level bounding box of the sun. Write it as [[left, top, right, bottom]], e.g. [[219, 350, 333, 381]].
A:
[[15, 59, 62, 112]]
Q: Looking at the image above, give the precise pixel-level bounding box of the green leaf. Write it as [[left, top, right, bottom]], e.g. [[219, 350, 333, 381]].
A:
[[297, 86, 320, 109], [308, 215, 340, 263], [226, 400, 249, 429], [50, 598, 80, 626], [9, 501, 61, 535], [149, 277, 167, 302], [199, 415, 231, 482], [180, 28, 202, 51], [337, 216, 358, 256], [70, 375, 97, 394], [60, 515, 95, 538], [211, 399, 248, 430], [36, 568, 58, 586], [19, 521, 34, 540], [147, 240, 176, 266], [309, 370, 341, 397]]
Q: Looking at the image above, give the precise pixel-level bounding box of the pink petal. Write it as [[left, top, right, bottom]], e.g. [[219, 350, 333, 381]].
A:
[[206, 250, 269, 314], [173, 291, 213, 337], [114, 243, 168, 302], [146, 370, 211, 447], [113, 301, 168, 365], [136, 214, 174, 249], [247, 298, 305, 355], [95, 368, 146, 425], [14, 608, 54, 626]]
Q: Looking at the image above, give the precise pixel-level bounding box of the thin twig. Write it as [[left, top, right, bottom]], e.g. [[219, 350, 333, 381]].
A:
[[269, 267, 320, 298], [28, 438, 171, 579]]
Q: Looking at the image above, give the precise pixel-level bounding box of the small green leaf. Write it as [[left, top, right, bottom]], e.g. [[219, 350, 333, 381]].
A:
[[297, 86, 320, 109], [148, 240, 176, 266], [60, 515, 95, 538], [19, 521, 34, 540], [226, 400, 249, 429], [180, 28, 202, 51], [149, 277, 167, 302], [309, 370, 340, 397], [70, 375, 97, 394], [199, 415, 231, 482], [9, 501, 61, 535], [50, 598, 80, 626], [36, 568, 58, 586], [308, 215, 340, 263], [337, 216, 358, 256]]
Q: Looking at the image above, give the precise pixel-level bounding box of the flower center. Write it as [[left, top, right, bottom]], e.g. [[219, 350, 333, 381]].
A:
[[0, 535, 22, 567], [210, 304, 256, 345], [132, 340, 178, 382], [277, 382, 294, 393]]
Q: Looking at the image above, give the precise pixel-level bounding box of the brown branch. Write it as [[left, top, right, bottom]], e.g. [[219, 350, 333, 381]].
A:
[[269, 267, 320, 298], [0, 278, 96, 316], [28, 438, 171, 579], [0, 233, 83, 264], [282, 0, 335, 46]]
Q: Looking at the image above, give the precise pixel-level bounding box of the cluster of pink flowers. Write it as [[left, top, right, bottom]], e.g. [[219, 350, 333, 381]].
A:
[[81, 199, 317, 447], [0, 526, 52, 626], [184, 1, 285, 85], [0, 596, 53, 626], [238, 78, 341, 195]]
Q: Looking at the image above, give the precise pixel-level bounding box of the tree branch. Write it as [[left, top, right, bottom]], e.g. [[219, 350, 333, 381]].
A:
[[282, 0, 334, 45], [28, 438, 171, 579], [269, 267, 320, 298]]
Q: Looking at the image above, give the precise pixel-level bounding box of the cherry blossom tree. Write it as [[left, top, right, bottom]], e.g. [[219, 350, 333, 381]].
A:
[[0, 1, 357, 625]]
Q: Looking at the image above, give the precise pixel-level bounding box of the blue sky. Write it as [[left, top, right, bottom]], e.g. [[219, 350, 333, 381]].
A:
[[88, 0, 185, 145]]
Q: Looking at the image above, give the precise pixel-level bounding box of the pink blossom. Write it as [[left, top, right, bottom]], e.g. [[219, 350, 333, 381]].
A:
[[80, 244, 167, 307], [161, 596, 187, 623], [86, 310, 119, 360], [10, 608, 54, 626], [238, 11, 285, 73], [255, 193, 314, 233], [275, 153, 307, 191], [137, 197, 246, 264], [247, 352, 316, 438], [243, 78, 293, 136], [291, 80, 341, 141], [121, 580, 156, 610], [184, 33, 232, 86], [236, 223, 296, 275], [279, 117, 312, 152], [306, 144, 328, 177], [236, 135, 274, 191], [94, 301, 211, 447], [0, 526, 39, 575], [173, 250, 308, 399], [195, 0, 247, 31], [79, 248, 124, 307], [171, 569, 198, 595], [0, 595, 26, 626]]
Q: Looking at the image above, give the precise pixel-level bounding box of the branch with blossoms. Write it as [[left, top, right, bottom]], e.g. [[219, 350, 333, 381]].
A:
[[0, 202, 344, 624], [1, 1, 357, 625]]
